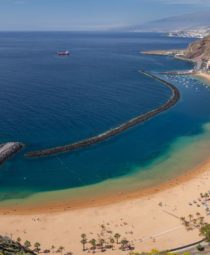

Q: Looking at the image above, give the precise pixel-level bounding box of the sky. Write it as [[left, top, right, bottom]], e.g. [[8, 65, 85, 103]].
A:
[[0, 0, 210, 31]]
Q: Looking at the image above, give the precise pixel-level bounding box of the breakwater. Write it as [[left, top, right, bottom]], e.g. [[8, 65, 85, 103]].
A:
[[160, 70, 195, 75], [26, 71, 180, 158], [0, 142, 24, 165]]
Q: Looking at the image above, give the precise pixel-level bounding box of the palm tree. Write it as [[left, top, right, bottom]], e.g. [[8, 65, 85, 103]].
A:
[[193, 219, 197, 225], [199, 216, 205, 222], [51, 245, 55, 253], [114, 233, 121, 244], [81, 233, 86, 239], [99, 238, 105, 250], [180, 217, 185, 223], [120, 239, 129, 250], [17, 237, 21, 243], [24, 240, 31, 249], [108, 237, 115, 250], [58, 246, 65, 255], [109, 237, 115, 244], [34, 242, 41, 252], [188, 214, 193, 221], [100, 224, 106, 231], [81, 234, 87, 251], [89, 239, 97, 253], [186, 226, 193, 232]]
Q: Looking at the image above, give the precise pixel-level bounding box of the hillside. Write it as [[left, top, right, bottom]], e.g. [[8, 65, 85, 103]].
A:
[[129, 11, 210, 32], [142, 35, 210, 71], [184, 35, 210, 61]]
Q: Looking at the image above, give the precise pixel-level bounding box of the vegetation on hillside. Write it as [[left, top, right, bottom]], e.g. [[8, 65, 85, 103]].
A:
[[0, 235, 35, 255], [0, 235, 73, 255], [184, 35, 210, 62]]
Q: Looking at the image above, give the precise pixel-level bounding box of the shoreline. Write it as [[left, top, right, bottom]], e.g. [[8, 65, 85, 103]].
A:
[[1, 151, 210, 215], [193, 71, 210, 84], [2, 121, 210, 215], [141, 49, 195, 64], [0, 54, 208, 216], [1, 150, 210, 253], [1, 47, 210, 253]]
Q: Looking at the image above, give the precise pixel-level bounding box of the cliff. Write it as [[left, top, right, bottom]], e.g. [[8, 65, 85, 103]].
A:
[[184, 35, 210, 62]]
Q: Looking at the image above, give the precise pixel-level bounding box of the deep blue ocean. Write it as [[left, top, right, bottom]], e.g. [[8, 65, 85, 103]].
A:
[[0, 32, 210, 201]]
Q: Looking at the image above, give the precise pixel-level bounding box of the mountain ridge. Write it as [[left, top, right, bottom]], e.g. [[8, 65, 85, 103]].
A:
[[128, 11, 210, 32]]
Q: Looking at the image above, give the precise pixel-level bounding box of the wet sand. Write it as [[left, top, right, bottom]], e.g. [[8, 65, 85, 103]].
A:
[[1, 156, 210, 254], [0, 75, 210, 253], [194, 72, 210, 85]]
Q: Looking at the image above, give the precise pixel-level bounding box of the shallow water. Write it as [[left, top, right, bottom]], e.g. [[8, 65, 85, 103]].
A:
[[0, 32, 210, 203]]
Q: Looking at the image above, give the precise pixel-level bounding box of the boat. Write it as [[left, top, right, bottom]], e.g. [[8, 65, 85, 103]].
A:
[[57, 50, 70, 56]]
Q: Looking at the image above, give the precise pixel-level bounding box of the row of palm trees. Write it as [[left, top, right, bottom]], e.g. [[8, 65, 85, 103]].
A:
[[16, 237, 72, 255], [80, 232, 134, 253], [180, 212, 206, 231], [200, 192, 210, 198]]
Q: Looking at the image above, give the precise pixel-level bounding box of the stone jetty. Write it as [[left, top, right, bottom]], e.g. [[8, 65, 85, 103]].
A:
[[0, 142, 24, 165], [160, 70, 195, 75], [26, 71, 180, 158]]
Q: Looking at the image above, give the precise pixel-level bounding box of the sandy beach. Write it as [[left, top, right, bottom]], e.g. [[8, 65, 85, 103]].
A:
[[1, 157, 210, 254], [194, 72, 210, 84], [0, 68, 210, 255], [1, 52, 210, 254], [1, 6, 210, 255]]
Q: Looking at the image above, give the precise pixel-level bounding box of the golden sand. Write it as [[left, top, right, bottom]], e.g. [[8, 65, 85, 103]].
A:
[[1, 83, 210, 253], [0, 156, 210, 254], [194, 72, 210, 84]]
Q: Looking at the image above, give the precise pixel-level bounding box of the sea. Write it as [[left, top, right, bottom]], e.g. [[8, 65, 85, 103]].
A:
[[0, 32, 210, 205]]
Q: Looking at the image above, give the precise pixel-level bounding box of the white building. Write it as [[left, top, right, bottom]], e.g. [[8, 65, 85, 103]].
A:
[[207, 60, 210, 70], [206, 60, 210, 71]]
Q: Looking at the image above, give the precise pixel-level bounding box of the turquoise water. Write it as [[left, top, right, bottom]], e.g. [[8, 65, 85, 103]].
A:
[[0, 32, 210, 202]]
